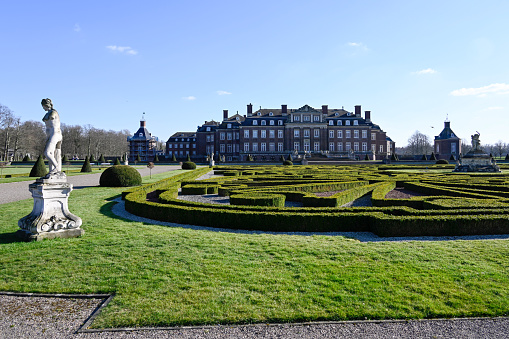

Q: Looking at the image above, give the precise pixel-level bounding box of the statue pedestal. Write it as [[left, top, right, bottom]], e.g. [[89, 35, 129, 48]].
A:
[[17, 175, 83, 241]]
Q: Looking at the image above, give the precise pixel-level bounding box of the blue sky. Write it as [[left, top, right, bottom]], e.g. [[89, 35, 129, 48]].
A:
[[1, 1, 508, 146]]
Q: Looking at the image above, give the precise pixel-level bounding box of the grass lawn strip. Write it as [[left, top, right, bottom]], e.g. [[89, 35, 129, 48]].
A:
[[0, 168, 508, 328]]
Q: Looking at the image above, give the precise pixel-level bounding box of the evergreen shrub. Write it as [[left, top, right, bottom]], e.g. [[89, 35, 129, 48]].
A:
[[99, 165, 142, 187], [182, 161, 197, 170], [283, 160, 293, 166], [29, 155, 47, 177], [81, 156, 92, 172], [436, 159, 449, 164], [114, 158, 121, 165]]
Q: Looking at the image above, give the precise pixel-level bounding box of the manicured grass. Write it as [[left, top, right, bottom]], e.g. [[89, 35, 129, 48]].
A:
[[0, 178, 508, 328]]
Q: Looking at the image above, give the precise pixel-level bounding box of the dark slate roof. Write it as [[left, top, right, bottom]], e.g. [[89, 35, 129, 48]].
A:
[[435, 121, 459, 140], [168, 132, 196, 141], [130, 126, 156, 141]]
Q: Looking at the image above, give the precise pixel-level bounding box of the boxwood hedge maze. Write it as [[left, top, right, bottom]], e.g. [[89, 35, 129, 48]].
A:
[[123, 165, 509, 237]]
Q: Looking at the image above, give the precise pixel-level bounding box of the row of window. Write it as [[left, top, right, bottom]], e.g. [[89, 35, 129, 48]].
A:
[[327, 130, 376, 140], [328, 120, 358, 126], [291, 115, 321, 122], [172, 138, 196, 142], [240, 142, 384, 153], [219, 132, 240, 140], [167, 143, 196, 149], [243, 130, 284, 139], [251, 119, 284, 126], [167, 151, 197, 156]]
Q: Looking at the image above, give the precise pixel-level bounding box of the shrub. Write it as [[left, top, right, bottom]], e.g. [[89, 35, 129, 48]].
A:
[[81, 156, 92, 172], [283, 160, 293, 166], [171, 154, 177, 162], [186, 154, 191, 162], [364, 154, 370, 161], [421, 154, 427, 160], [430, 152, 437, 161], [505, 154, 509, 161], [29, 155, 48, 177], [230, 193, 286, 207], [182, 161, 197, 170], [99, 165, 142, 187], [136, 154, 141, 162], [22, 154, 31, 162], [62, 154, 69, 163], [287, 154, 293, 162], [450, 154, 456, 161], [99, 154, 106, 163], [279, 155, 285, 162], [114, 158, 121, 165], [89, 154, 96, 163], [436, 159, 449, 164], [154, 154, 160, 162]]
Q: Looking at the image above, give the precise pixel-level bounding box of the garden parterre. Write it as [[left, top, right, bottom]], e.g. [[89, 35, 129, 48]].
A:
[[124, 165, 509, 237]]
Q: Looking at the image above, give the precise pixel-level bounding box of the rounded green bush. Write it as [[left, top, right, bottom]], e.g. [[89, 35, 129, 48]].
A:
[[230, 193, 286, 207], [436, 159, 449, 164], [182, 161, 196, 170], [283, 160, 293, 166], [99, 165, 142, 187], [30, 155, 48, 177]]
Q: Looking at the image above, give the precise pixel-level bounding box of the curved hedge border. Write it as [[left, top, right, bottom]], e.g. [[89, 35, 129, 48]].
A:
[[124, 165, 509, 237]]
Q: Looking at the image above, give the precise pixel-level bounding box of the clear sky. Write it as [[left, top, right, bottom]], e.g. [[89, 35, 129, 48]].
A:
[[1, 0, 508, 146]]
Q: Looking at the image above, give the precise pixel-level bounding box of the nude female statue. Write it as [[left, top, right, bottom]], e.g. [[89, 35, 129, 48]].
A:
[[41, 98, 63, 176]]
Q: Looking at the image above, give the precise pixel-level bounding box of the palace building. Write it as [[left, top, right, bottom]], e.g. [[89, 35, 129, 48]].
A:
[[165, 104, 395, 162]]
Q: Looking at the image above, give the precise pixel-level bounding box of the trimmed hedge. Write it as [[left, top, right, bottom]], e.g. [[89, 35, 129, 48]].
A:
[[230, 193, 286, 207]]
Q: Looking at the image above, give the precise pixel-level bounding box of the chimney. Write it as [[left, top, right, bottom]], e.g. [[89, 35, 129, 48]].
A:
[[365, 111, 371, 122], [247, 103, 253, 117], [140, 120, 146, 127], [281, 104, 287, 114], [355, 105, 361, 117], [322, 105, 328, 115], [223, 109, 228, 121], [444, 121, 451, 129]]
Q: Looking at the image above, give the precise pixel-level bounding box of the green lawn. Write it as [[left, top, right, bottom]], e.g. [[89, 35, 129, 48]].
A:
[[0, 172, 508, 328]]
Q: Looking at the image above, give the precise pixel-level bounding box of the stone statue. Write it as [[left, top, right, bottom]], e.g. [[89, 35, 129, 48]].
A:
[[471, 132, 481, 151], [41, 98, 63, 176]]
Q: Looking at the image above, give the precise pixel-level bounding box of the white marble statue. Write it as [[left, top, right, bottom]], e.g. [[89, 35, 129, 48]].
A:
[[41, 98, 63, 176]]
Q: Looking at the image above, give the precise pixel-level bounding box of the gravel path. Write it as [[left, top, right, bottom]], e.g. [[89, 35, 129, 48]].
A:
[[0, 165, 182, 204]]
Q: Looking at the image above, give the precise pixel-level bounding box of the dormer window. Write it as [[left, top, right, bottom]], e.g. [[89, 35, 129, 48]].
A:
[[257, 112, 261, 116], [261, 120, 266, 126], [329, 120, 334, 126], [253, 120, 258, 126], [353, 120, 358, 126], [269, 120, 274, 125], [345, 120, 351, 126], [335, 113, 339, 116], [206, 127, 211, 131], [269, 112, 273, 116], [337, 120, 342, 126], [227, 123, 232, 128], [139, 133, 143, 137], [278, 120, 283, 126]]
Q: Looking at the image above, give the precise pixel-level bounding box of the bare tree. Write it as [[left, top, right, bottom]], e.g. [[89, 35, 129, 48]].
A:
[[0, 103, 18, 161], [494, 140, 506, 158], [406, 130, 432, 156]]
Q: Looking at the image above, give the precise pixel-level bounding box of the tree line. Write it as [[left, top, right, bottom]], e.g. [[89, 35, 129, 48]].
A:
[[397, 130, 509, 158], [0, 103, 131, 161]]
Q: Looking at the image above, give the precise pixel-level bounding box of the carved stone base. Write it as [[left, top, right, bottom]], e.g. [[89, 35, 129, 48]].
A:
[[18, 176, 83, 242]]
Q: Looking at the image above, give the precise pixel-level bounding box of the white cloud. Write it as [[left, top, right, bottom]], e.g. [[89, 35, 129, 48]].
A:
[[106, 45, 138, 55], [347, 42, 369, 51], [450, 83, 509, 97], [73, 23, 81, 32], [413, 68, 437, 75], [217, 90, 232, 95], [182, 96, 196, 101]]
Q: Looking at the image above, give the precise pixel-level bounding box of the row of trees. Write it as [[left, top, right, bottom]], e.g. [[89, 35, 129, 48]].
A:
[[398, 130, 509, 158], [0, 103, 131, 161]]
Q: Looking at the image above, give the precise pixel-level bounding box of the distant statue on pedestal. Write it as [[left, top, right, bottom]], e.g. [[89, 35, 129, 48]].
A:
[[471, 132, 481, 151], [41, 98, 63, 178]]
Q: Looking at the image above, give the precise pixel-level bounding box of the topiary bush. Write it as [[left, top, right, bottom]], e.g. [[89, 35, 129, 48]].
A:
[[62, 154, 69, 163], [22, 154, 31, 162], [436, 159, 449, 164], [99, 154, 106, 163], [29, 155, 48, 177], [81, 156, 92, 172], [283, 160, 293, 166], [99, 165, 142, 187], [182, 161, 196, 170], [114, 158, 121, 165]]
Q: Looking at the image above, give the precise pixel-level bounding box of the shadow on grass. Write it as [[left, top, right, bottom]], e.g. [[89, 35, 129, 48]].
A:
[[0, 231, 22, 245], [99, 200, 137, 223]]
